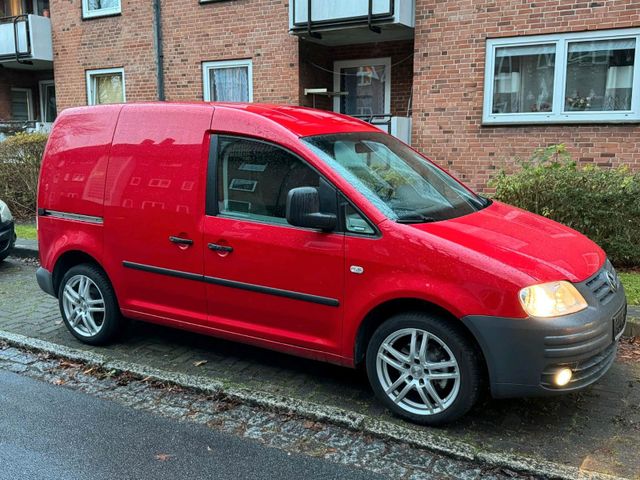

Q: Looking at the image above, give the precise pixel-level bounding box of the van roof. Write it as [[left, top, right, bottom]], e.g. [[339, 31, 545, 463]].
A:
[[59, 102, 381, 138], [211, 102, 381, 137]]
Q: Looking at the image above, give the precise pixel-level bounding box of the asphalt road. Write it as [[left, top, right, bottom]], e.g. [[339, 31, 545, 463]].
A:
[[0, 370, 379, 480]]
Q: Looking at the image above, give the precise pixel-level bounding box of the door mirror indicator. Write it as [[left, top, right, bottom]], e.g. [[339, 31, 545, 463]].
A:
[[286, 187, 337, 232]]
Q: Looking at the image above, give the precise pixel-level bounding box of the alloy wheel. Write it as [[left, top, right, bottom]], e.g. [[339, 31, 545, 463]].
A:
[[61, 274, 106, 337], [376, 328, 461, 416]]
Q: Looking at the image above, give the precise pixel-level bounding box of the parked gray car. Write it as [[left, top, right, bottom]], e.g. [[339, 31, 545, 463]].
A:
[[0, 200, 16, 262]]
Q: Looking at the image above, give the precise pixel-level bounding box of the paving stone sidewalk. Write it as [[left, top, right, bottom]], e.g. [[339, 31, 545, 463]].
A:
[[1, 258, 639, 479]]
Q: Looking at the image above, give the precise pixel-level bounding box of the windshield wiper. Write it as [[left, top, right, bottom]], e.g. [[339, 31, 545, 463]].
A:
[[395, 212, 438, 224]]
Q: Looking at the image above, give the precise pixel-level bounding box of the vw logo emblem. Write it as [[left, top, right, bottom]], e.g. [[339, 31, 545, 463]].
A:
[[605, 271, 618, 293]]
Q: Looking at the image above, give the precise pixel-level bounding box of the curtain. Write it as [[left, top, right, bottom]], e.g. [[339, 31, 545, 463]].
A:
[[211, 67, 249, 102], [2, 0, 24, 16], [92, 74, 123, 105], [88, 0, 119, 10]]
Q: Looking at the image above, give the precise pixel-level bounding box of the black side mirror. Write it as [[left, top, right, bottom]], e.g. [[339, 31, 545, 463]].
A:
[[286, 187, 337, 232]]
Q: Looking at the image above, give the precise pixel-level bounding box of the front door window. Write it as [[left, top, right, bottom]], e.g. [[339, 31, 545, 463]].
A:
[[334, 58, 391, 117]]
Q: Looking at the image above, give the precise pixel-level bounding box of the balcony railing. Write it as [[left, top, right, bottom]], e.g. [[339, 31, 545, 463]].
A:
[[289, 0, 414, 45], [0, 14, 53, 67]]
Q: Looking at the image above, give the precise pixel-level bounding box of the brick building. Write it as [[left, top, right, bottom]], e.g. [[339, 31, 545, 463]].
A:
[[0, 0, 55, 136], [3, 0, 640, 188]]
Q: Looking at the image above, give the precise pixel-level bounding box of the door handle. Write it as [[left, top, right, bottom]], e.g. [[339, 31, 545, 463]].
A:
[[169, 236, 194, 246], [208, 243, 233, 253]]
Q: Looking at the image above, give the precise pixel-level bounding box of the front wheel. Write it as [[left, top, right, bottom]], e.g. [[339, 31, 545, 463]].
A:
[[58, 263, 125, 345], [366, 312, 483, 425]]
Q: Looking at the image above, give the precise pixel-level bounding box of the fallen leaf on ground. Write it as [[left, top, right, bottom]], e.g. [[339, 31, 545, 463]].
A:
[[193, 360, 208, 367], [618, 337, 640, 363]]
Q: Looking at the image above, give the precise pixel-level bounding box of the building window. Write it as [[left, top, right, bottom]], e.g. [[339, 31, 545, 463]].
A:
[[11, 88, 33, 122], [82, 0, 121, 19], [39, 80, 57, 123], [333, 58, 391, 117], [86, 68, 125, 105], [483, 28, 640, 124], [203, 60, 253, 102]]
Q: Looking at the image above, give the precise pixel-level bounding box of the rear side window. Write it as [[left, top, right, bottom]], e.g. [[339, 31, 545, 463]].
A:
[[216, 136, 321, 224]]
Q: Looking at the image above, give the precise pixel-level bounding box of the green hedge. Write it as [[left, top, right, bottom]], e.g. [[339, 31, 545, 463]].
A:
[[490, 145, 640, 267], [0, 132, 48, 220]]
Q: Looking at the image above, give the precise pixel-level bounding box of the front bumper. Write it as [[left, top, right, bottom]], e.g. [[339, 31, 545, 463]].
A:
[[463, 262, 627, 398], [0, 220, 16, 258]]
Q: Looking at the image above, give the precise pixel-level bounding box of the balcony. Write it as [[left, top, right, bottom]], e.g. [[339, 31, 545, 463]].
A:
[[0, 15, 53, 69], [289, 0, 414, 46]]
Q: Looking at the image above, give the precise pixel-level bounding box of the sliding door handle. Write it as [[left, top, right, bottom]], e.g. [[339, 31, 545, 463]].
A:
[[169, 236, 193, 246], [208, 243, 233, 253]]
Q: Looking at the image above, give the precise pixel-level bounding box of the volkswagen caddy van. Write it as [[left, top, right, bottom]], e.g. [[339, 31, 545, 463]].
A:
[[36, 103, 627, 425]]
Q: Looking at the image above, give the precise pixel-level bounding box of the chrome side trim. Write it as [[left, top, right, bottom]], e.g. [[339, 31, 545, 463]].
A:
[[40, 209, 104, 225]]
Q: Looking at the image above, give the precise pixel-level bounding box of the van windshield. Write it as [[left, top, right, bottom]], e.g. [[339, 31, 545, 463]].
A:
[[302, 132, 488, 223]]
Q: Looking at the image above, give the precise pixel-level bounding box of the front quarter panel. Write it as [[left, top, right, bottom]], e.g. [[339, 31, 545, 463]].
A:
[[343, 220, 532, 361]]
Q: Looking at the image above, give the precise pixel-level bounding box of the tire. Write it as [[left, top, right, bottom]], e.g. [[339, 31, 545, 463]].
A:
[[58, 263, 125, 345], [366, 312, 483, 426]]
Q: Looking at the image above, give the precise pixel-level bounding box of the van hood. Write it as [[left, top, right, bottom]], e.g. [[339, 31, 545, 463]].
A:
[[409, 201, 604, 284]]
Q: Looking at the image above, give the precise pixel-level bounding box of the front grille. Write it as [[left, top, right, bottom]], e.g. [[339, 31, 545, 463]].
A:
[[585, 260, 620, 306], [541, 342, 617, 390]]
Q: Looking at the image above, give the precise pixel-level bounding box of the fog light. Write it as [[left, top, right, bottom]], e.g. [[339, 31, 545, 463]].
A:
[[554, 368, 573, 387]]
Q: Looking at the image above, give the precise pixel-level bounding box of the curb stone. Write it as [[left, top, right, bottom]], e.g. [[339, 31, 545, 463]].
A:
[[0, 329, 627, 480]]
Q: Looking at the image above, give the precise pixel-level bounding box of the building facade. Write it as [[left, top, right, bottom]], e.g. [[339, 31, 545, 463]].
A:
[[7, 0, 640, 189], [0, 0, 55, 136]]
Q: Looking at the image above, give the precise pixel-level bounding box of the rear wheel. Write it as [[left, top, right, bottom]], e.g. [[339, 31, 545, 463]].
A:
[[58, 264, 125, 345], [366, 312, 483, 425]]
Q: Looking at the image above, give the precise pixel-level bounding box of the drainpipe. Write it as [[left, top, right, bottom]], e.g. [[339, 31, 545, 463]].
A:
[[153, 0, 165, 101]]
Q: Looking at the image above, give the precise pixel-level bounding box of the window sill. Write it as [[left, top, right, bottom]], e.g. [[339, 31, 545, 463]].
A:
[[82, 11, 122, 21], [481, 119, 640, 127]]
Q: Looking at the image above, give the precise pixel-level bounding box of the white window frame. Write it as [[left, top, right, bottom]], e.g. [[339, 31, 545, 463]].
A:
[[202, 59, 253, 102], [82, 0, 121, 19], [333, 57, 392, 116], [483, 28, 640, 125], [11, 88, 34, 121], [39, 80, 56, 124], [86, 67, 126, 106]]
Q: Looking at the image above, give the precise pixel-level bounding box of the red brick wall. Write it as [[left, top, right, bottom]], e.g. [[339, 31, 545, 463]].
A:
[[51, 0, 298, 109], [412, 0, 640, 190], [50, 0, 157, 111], [162, 0, 298, 104]]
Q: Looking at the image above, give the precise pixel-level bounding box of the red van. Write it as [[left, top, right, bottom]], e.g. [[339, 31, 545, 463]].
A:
[[36, 103, 627, 424]]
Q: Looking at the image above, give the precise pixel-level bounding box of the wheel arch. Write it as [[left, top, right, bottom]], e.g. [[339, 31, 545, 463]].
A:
[[353, 297, 488, 374], [52, 250, 106, 297]]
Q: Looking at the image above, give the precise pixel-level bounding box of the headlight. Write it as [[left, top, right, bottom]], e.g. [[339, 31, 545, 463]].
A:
[[519, 281, 588, 318], [0, 200, 12, 224]]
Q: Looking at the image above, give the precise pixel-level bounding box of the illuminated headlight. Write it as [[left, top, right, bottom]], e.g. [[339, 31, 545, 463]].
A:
[[519, 281, 588, 318], [0, 200, 12, 224]]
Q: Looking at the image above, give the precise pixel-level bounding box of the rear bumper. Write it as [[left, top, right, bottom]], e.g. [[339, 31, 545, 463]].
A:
[[463, 264, 627, 398], [0, 221, 16, 258], [36, 266, 56, 297]]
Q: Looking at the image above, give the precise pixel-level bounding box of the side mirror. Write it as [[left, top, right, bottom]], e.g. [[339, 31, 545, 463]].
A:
[[286, 187, 337, 232]]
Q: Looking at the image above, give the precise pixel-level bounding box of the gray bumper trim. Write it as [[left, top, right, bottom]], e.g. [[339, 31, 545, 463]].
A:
[[36, 267, 56, 298], [462, 279, 627, 399]]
